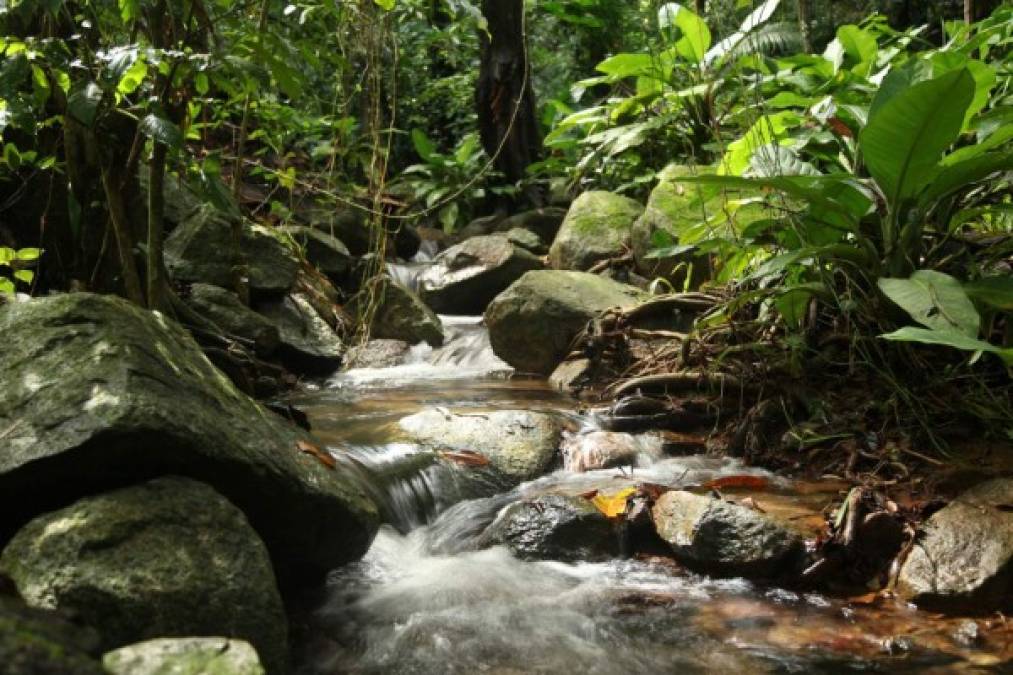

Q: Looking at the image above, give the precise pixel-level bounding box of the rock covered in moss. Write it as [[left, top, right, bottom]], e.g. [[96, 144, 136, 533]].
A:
[[897, 478, 1013, 613], [277, 225, 354, 282], [256, 293, 345, 374], [548, 191, 644, 271], [479, 495, 618, 561], [348, 276, 444, 347], [185, 284, 280, 356], [398, 408, 562, 483], [0, 293, 378, 586], [0, 595, 104, 675], [0, 477, 287, 672], [103, 637, 265, 675], [652, 490, 804, 578], [418, 234, 543, 314], [484, 270, 645, 374]]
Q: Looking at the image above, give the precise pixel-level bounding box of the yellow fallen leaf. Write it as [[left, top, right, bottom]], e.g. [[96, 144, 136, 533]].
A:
[[590, 487, 637, 519]]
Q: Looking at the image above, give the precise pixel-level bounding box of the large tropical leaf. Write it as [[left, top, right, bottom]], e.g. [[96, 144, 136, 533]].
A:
[[860, 68, 976, 209], [964, 277, 1013, 311], [878, 270, 980, 337], [657, 3, 711, 64], [918, 149, 1013, 209], [880, 327, 1013, 365]]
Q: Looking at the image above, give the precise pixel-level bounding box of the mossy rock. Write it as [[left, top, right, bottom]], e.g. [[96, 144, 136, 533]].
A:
[[348, 276, 444, 347], [0, 596, 104, 675], [1, 477, 288, 673], [185, 284, 280, 357], [103, 638, 266, 675], [0, 293, 378, 588], [547, 191, 644, 271]]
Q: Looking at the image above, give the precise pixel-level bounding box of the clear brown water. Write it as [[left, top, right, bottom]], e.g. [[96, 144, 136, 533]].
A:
[[291, 318, 1013, 674]]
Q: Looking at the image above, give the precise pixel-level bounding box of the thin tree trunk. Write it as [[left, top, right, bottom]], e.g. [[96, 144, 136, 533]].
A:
[[146, 141, 168, 311], [477, 0, 542, 206], [965, 0, 975, 23], [695, 0, 706, 16], [798, 0, 813, 53], [100, 162, 146, 306]]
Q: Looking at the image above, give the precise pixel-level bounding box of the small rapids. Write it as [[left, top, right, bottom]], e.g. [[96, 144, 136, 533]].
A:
[[292, 315, 1011, 674]]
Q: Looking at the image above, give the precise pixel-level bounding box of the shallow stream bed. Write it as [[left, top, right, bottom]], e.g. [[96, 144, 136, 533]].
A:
[[289, 317, 1012, 674]]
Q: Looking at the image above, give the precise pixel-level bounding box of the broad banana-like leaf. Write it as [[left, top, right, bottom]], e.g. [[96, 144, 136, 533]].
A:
[[878, 270, 980, 337]]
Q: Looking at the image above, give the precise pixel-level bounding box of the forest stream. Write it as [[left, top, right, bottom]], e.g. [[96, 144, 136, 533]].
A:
[[285, 315, 1010, 674]]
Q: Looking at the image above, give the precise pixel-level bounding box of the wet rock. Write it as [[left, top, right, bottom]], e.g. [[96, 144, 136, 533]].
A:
[[348, 276, 444, 347], [278, 225, 354, 282], [103, 638, 265, 675], [306, 207, 419, 259], [495, 207, 567, 242], [484, 270, 646, 374], [652, 490, 805, 578], [0, 477, 287, 673], [549, 358, 593, 394], [452, 213, 505, 242], [0, 293, 378, 586], [418, 234, 543, 314], [344, 339, 413, 369], [548, 191, 644, 271], [244, 225, 301, 297], [0, 595, 104, 675], [504, 227, 546, 254], [897, 478, 1013, 613], [479, 495, 619, 561], [398, 408, 562, 483], [185, 283, 280, 356], [256, 293, 345, 374], [561, 431, 662, 472]]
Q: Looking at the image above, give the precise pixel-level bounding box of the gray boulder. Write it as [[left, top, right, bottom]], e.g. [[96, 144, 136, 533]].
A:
[[306, 206, 419, 259], [652, 490, 804, 578], [256, 293, 345, 374], [897, 478, 1013, 613], [548, 191, 644, 271], [0, 477, 287, 672], [0, 293, 378, 586], [103, 637, 265, 675], [504, 227, 546, 255], [484, 270, 645, 374], [278, 225, 353, 282], [479, 495, 618, 561], [418, 234, 543, 314], [0, 595, 104, 675], [344, 339, 413, 370], [349, 276, 444, 347], [561, 431, 662, 472], [495, 207, 567, 243], [185, 283, 280, 356], [244, 226, 300, 297], [398, 408, 561, 483]]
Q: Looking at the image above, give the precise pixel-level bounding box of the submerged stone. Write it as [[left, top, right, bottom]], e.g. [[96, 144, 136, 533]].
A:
[[652, 490, 804, 579], [897, 478, 1013, 613], [480, 495, 619, 561], [0, 477, 287, 673]]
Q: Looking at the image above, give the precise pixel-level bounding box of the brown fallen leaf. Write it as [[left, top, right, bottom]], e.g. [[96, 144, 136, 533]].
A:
[[703, 475, 770, 491], [437, 449, 491, 467], [297, 439, 336, 470]]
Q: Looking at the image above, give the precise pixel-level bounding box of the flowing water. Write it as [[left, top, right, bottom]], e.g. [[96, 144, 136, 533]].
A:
[[291, 317, 1012, 674]]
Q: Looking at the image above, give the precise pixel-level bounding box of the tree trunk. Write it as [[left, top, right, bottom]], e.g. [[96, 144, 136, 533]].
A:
[[965, 0, 975, 23], [797, 0, 813, 53], [99, 161, 146, 306], [476, 0, 542, 205], [695, 0, 706, 16]]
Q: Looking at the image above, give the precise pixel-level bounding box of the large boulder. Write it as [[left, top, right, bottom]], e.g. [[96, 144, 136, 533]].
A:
[[164, 207, 298, 298], [398, 408, 561, 483], [0, 477, 287, 672], [349, 276, 444, 347], [103, 638, 265, 675], [0, 293, 378, 585], [547, 191, 644, 271], [306, 206, 419, 259], [344, 339, 413, 370], [256, 293, 345, 374], [0, 595, 104, 675], [494, 207, 567, 243], [418, 234, 543, 314], [652, 490, 805, 578], [277, 225, 353, 283], [897, 478, 1013, 613], [479, 495, 618, 561], [484, 270, 645, 374], [185, 283, 280, 357]]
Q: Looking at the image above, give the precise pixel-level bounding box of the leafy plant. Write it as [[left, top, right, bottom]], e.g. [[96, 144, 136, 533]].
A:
[[0, 247, 41, 295]]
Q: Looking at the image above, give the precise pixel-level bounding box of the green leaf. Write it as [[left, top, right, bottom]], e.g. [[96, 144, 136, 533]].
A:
[[836, 25, 877, 77], [66, 81, 104, 127], [720, 111, 801, 176], [596, 53, 659, 79], [13, 269, 33, 284], [411, 129, 439, 163], [373, 0, 395, 10], [195, 72, 210, 96], [919, 150, 1013, 209], [0, 278, 14, 296], [657, 3, 711, 64], [860, 68, 976, 209], [878, 270, 980, 337], [15, 248, 41, 261], [880, 327, 1013, 364], [0, 248, 14, 265], [118, 0, 141, 22], [964, 277, 1013, 311], [3, 143, 21, 171], [139, 113, 184, 149], [116, 57, 147, 95]]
